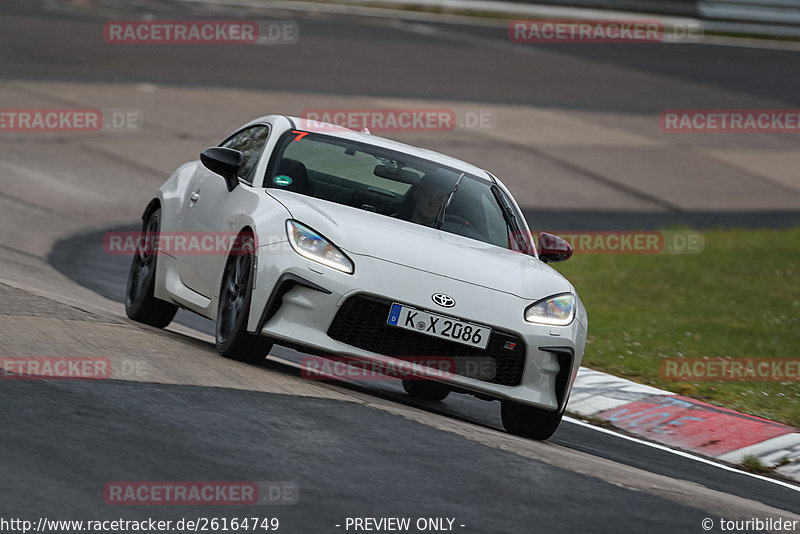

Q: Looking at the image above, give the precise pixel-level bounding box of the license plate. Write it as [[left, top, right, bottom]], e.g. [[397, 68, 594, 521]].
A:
[[386, 303, 491, 349]]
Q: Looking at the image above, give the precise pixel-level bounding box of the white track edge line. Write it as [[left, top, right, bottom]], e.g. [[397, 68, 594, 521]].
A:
[[563, 416, 800, 492]]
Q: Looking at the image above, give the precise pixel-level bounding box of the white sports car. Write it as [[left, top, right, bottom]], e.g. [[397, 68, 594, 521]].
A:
[[125, 115, 587, 439]]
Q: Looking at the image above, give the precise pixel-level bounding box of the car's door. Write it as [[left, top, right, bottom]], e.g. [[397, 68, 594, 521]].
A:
[[176, 124, 271, 298]]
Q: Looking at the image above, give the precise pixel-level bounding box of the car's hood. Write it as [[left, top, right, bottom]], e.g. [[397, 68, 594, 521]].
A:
[[268, 190, 572, 300]]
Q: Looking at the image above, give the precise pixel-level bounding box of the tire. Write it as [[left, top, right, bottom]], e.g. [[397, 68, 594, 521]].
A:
[[125, 207, 178, 328], [215, 232, 273, 364], [501, 400, 563, 440], [402, 379, 450, 401]]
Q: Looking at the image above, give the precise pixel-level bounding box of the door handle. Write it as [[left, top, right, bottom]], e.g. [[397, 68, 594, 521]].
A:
[[189, 192, 200, 203]]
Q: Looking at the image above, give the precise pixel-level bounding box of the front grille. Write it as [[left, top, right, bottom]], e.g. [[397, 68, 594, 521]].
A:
[[327, 295, 526, 386]]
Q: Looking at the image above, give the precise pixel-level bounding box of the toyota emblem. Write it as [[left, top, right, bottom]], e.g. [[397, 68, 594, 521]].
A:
[[431, 293, 455, 308]]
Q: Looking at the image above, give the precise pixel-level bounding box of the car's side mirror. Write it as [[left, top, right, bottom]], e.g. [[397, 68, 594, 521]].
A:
[[200, 147, 242, 192], [538, 232, 573, 263]]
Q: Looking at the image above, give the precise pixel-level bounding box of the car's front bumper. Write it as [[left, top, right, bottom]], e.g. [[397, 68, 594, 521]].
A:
[[249, 241, 587, 412]]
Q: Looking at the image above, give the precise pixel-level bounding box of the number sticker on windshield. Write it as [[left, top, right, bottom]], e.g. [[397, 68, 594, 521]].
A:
[[291, 130, 309, 141]]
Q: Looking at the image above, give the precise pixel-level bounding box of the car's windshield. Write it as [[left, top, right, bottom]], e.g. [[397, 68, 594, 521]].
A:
[[266, 131, 534, 254]]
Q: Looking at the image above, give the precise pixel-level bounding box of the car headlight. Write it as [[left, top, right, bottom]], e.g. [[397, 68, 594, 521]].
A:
[[286, 220, 354, 274], [524, 293, 575, 326]]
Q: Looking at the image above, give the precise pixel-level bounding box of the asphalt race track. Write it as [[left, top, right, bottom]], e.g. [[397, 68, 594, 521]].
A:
[[2, 0, 800, 532], [49, 224, 800, 515], [5, 1, 800, 111]]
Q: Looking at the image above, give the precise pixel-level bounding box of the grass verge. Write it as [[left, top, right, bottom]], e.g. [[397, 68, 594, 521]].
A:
[[553, 228, 800, 428], [741, 454, 772, 473]]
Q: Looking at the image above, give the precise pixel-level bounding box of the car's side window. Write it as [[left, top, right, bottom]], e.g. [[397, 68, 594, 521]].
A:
[[220, 125, 270, 184]]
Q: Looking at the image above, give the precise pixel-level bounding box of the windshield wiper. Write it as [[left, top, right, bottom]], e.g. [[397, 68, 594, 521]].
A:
[[434, 173, 465, 229]]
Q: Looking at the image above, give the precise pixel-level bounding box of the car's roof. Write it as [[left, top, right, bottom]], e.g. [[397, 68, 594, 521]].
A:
[[247, 114, 493, 180]]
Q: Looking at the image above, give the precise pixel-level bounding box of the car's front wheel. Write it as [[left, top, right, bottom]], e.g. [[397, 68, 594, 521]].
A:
[[501, 400, 563, 440], [215, 232, 273, 364], [125, 207, 178, 328], [402, 379, 450, 401]]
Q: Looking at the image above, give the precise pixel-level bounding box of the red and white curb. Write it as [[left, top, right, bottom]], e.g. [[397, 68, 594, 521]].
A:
[[568, 368, 800, 482]]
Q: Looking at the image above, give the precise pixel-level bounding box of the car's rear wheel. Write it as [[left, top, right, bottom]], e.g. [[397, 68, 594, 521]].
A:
[[216, 232, 273, 364], [125, 207, 178, 328], [501, 400, 563, 440], [402, 379, 450, 401]]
